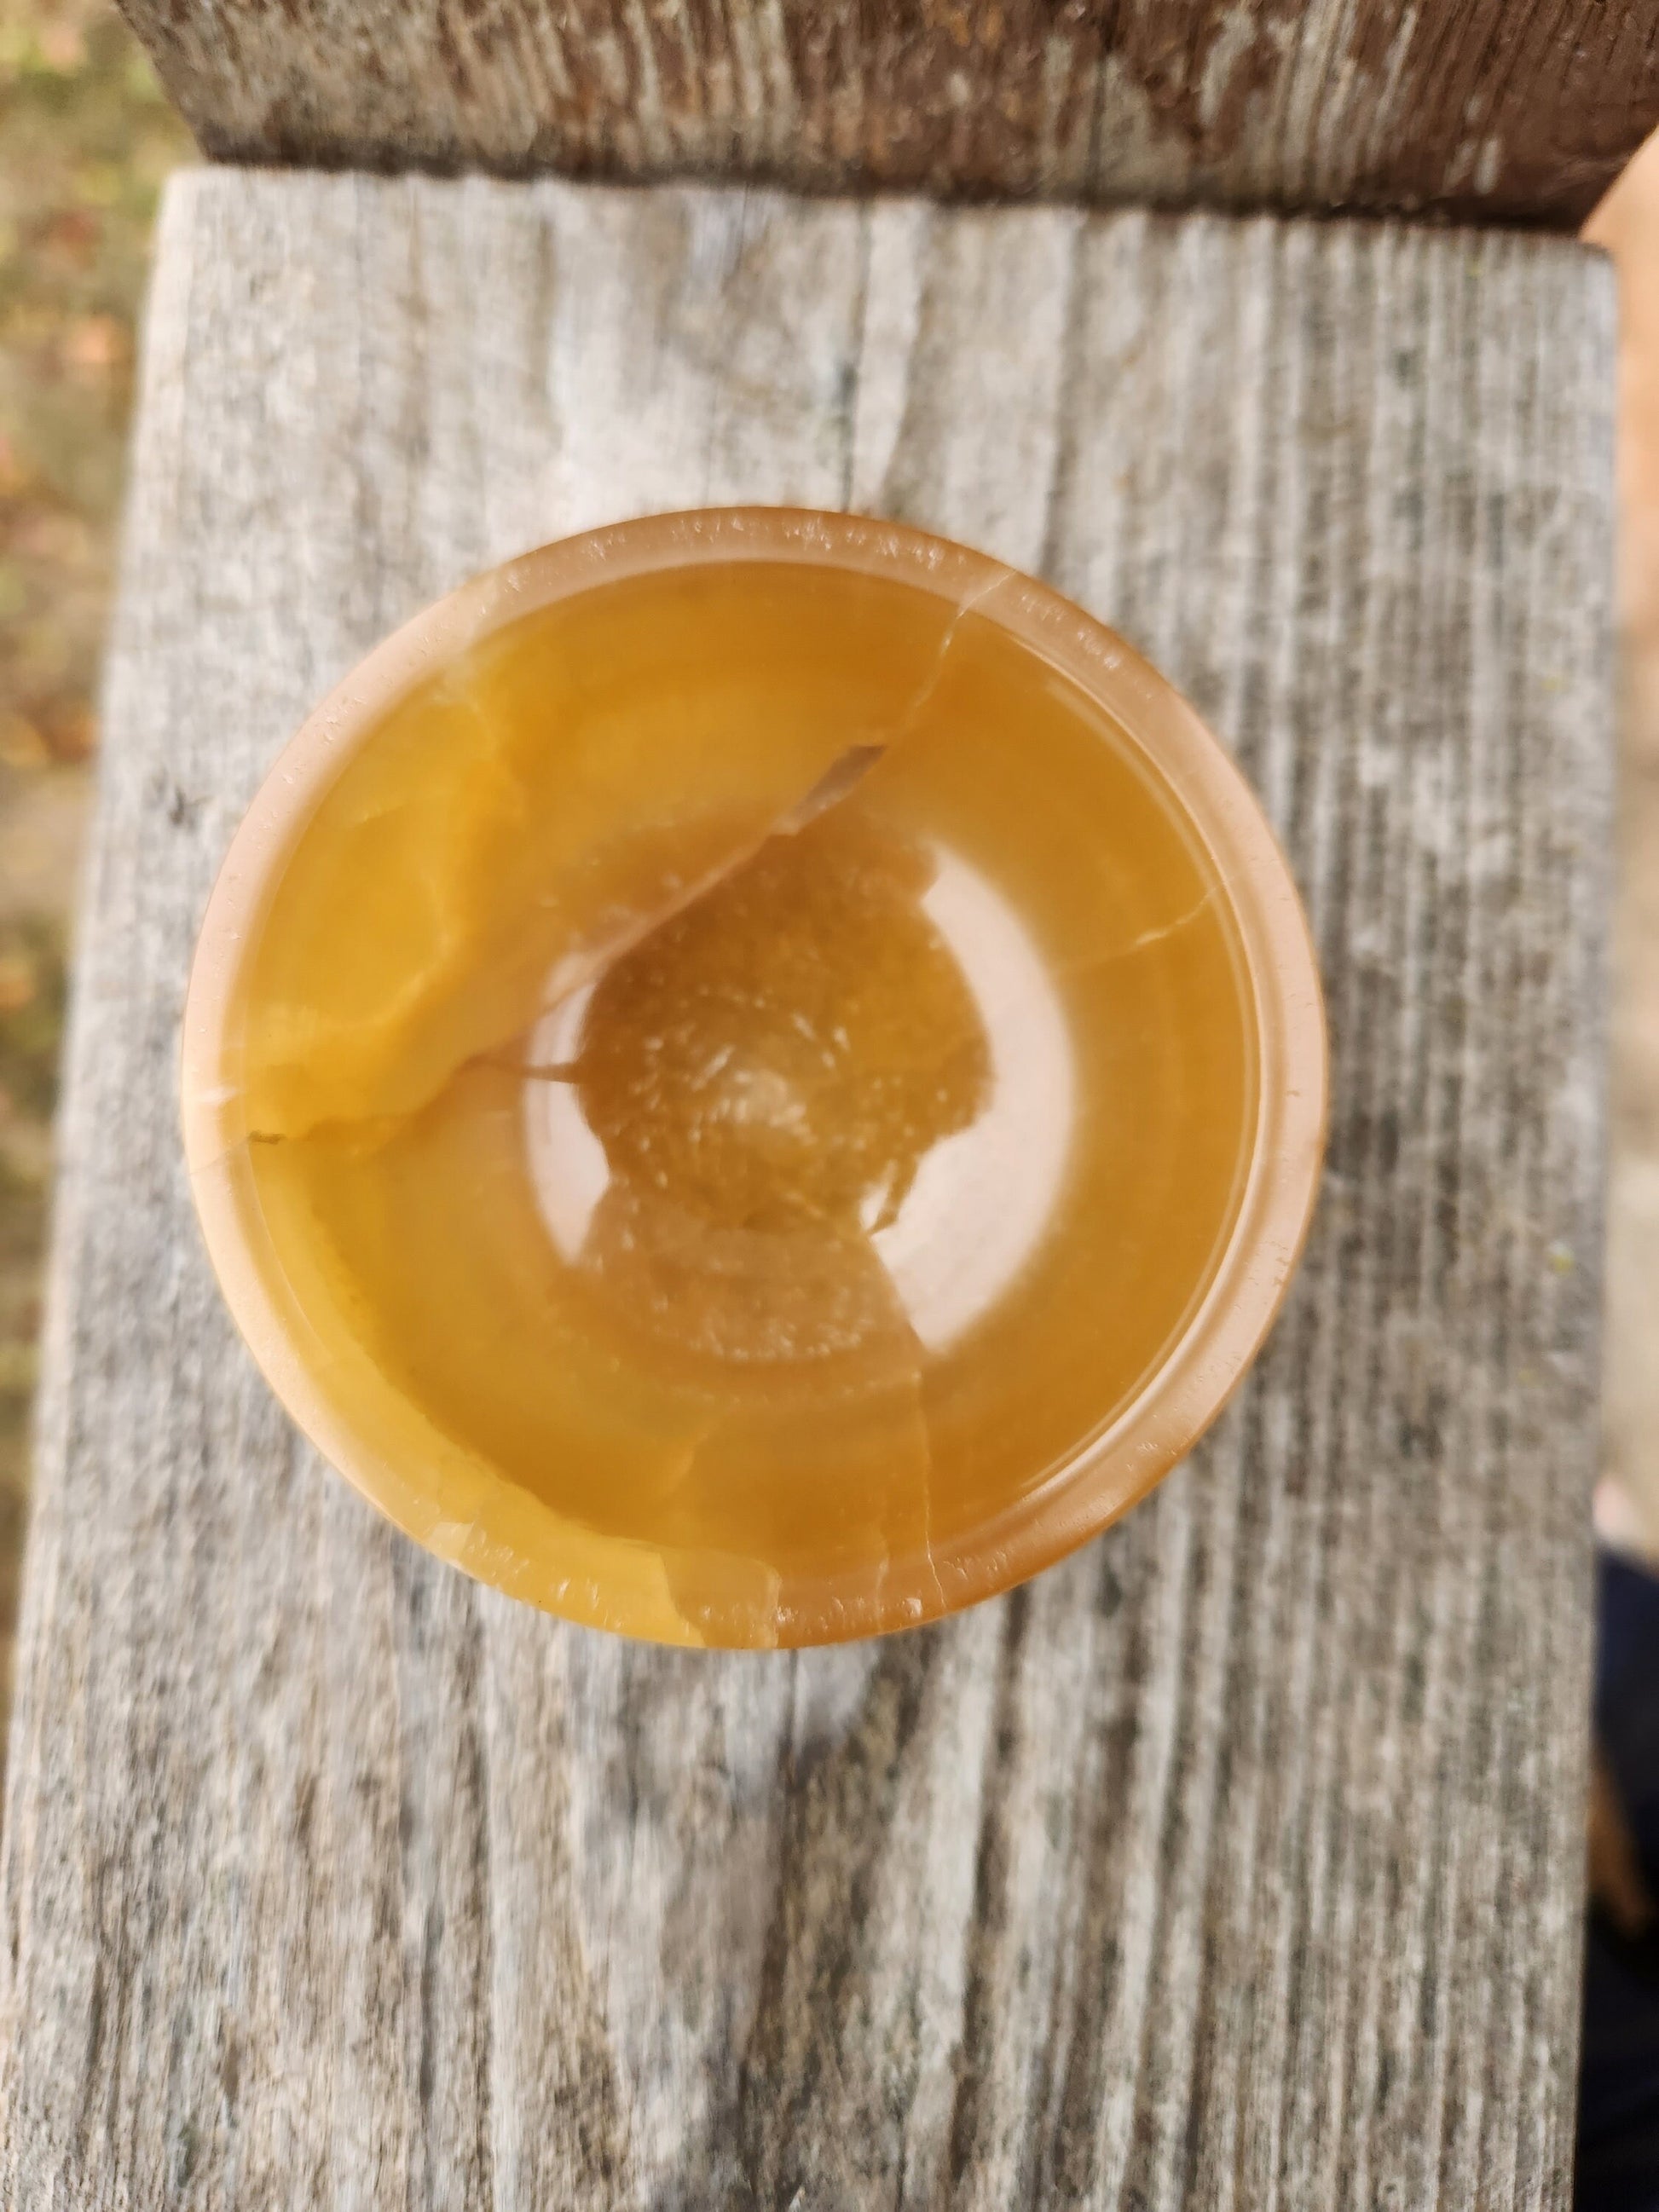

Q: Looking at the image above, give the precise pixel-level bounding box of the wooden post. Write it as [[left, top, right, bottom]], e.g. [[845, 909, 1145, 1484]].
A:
[[0, 170, 1612, 2205], [118, 0, 1659, 227]]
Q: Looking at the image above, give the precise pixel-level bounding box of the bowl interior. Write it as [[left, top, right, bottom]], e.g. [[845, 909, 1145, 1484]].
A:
[[182, 511, 1325, 1647]]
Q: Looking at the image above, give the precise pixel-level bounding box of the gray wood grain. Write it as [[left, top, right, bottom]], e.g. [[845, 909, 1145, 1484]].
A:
[[119, 0, 1659, 228], [0, 170, 1614, 2207]]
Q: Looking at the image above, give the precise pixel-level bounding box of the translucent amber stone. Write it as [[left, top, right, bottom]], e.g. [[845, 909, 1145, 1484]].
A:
[[183, 513, 1325, 1646]]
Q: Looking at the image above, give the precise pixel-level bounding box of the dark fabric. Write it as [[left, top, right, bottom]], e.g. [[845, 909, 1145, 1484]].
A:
[[1579, 1550, 1659, 2212]]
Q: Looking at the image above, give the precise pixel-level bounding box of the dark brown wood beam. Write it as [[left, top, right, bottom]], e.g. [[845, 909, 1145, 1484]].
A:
[[115, 0, 1659, 228]]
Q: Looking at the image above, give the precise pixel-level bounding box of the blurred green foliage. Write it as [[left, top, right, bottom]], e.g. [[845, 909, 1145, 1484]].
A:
[[0, 0, 188, 765]]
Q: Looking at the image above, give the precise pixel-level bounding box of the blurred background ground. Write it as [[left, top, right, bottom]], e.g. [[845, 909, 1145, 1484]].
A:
[[0, 0, 186, 1734], [1589, 155, 1659, 1568], [2, 5, 1659, 1733]]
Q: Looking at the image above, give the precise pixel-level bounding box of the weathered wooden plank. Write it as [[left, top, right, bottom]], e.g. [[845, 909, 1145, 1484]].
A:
[[119, 0, 1659, 228], [0, 170, 1613, 2207]]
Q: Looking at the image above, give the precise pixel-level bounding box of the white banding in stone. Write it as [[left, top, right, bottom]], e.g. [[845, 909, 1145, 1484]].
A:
[[870, 846, 1076, 1351]]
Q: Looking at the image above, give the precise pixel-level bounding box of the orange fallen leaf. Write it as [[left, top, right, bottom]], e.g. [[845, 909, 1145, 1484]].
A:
[[0, 957, 35, 1015], [62, 315, 125, 376], [46, 702, 96, 764], [42, 208, 99, 263], [36, 23, 87, 73], [0, 715, 48, 770]]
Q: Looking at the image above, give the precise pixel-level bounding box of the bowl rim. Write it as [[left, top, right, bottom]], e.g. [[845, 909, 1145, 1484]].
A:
[[182, 505, 1329, 1647]]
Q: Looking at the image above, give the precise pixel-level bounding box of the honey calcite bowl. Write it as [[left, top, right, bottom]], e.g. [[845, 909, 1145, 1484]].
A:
[[182, 510, 1326, 1649]]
